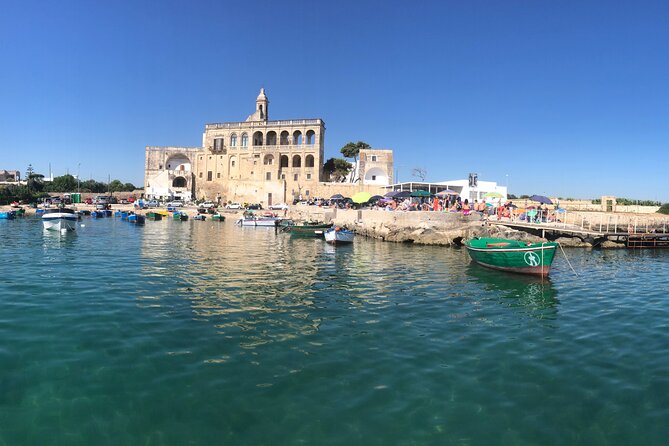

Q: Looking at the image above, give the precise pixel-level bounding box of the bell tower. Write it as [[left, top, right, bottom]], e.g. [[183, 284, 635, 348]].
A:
[[256, 88, 269, 121]]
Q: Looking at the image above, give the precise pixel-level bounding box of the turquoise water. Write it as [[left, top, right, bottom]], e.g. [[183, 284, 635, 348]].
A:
[[1, 216, 668, 445]]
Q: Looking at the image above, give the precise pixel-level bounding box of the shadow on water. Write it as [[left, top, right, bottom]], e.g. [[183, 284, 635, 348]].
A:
[[466, 263, 559, 319]]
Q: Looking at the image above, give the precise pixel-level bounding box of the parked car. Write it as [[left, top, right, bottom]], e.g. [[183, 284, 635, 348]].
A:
[[200, 201, 217, 209], [119, 198, 129, 204], [128, 197, 136, 203], [84, 198, 93, 205], [225, 202, 242, 209], [246, 203, 262, 210], [147, 200, 160, 208], [268, 203, 289, 211], [166, 200, 184, 207]]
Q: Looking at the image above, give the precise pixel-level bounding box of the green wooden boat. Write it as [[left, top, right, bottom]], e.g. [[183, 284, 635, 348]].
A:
[[212, 213, 225, 221], [146, 212, 163, 221], [464, 237, 558, 277], [173, 212, 188, 221], [288, 222, 332, 238]]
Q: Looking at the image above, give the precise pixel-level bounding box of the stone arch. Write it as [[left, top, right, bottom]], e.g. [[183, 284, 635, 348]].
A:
[[280, 155, 289, 168], [293, 130, 302, 145], [364, 167, 388, 184], [172, 176, 187, 187], [306, 130, 315, 145], [266, 131, 277, 146], [263, 154, 274, 165], [280, 131, 289, 145], [165, 154, 192, 171], [305, 154, 315, 168], [253, 131, 263, 146], [292, 155, 301, 168]]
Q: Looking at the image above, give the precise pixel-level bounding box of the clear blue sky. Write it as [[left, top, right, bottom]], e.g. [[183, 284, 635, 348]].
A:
[[1, 0, 667, 200]]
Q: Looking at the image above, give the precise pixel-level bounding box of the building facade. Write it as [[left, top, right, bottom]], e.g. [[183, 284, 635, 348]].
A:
[[145, 89, 393, 204]]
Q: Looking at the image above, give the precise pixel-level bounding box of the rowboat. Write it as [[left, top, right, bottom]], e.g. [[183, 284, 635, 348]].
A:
[[193, 214, 206, 221], [173, 212, 188, 221], [237, 217, 280, 227], [0, 211, 16, 219], [324, 227, 354, 244], [146, 212, 163, 221], [42, 208, 77, 231], [464, 237, 558, 277], [288, 222, 331, 238], [212, 213, 225, 221], [127, 214, 145, 225]]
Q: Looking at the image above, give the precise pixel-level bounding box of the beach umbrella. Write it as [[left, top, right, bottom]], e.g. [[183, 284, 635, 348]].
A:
[[352, 191, 372, 204], [394, 191, 411, 199], [484, 191, 503, 198], [410, 190, 433, 198], [384, 191, 400, 198], [529, 194, 553, 205], [436, 189, 458, 197], [369, 195, 384, 201], [330, 193, 344, 200]]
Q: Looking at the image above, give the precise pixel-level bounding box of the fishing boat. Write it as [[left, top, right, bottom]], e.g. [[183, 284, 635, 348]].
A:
[[0, 211, 16, 219], [463, 237, 558, 277], [211, 213, 225, 221], [287, 221, 331, 238], [42, 207, 77, 231], [127, 213, 145, 225], [237, 216, 280, 227], [193, 214, 206, 221], [173, 212, 188, 221], [324, 227, 355, 244], [146, 211, 163, 221]]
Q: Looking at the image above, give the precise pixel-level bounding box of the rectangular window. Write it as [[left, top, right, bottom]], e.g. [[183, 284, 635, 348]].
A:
[[214, 138, 224, 151], [207, 171, 213, 181], [306, 173, 312, 180], [266, 172, 271, 181], [281, 174, 286, 180], [217, 173, 221, 178], [294, 174, 298, 181], [372, 175, 377, 181], [371, 155, 377, 161], [199, 172, 203, 178]]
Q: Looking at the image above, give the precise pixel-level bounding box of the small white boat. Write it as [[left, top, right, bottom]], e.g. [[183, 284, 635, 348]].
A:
[[42, 208, 78, 231], [237, 217, 280, 227], [324, 227, 354, 244]]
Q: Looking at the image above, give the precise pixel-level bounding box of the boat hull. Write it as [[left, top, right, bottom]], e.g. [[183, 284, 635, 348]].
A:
[[289, 224, 331, 238], [238, 218, 279, 227], [324, 229, 354, 244], [464, 238, 557, 277], [42, 214, 77, 231]]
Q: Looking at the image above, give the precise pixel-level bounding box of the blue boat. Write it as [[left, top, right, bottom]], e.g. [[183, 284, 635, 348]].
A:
[[120, 212, 129, 220], [91, 211, 103, 218], [0, 211, 16, 219], [127, 214, 145, 225], [103, 210, 113, 217], [114, 211, 123, 217]]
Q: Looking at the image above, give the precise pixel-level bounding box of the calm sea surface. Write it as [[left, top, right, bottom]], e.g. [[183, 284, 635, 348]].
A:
[[1, 215, 668, 445]]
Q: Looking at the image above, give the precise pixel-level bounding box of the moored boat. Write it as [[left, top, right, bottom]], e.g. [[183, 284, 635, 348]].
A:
[[212, 213, 225, 221], [463, 237, 558, 277], [237, 216, 280, 227], [193, 214, 206, 221], [146, 211, 163, 221], [127, 213, 145, 225], [288, 221, 331, 238], [324, 227, 355, 244], [173, 212, 188, 221], [0, 211, 16, 219], [42, 207, 77, 231]]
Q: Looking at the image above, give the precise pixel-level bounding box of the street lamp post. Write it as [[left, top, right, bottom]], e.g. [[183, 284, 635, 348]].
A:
[[77, 163, 81, 194]]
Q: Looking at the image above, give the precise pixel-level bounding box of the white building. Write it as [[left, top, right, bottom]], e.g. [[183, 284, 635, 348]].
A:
[[436, 179, 507, 203]]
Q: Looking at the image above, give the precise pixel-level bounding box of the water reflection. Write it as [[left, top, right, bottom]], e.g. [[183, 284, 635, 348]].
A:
[[466, 263, 559, 319]]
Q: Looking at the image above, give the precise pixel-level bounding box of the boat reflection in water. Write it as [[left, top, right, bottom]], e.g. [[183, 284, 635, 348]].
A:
[[466, 263, 559, 319]]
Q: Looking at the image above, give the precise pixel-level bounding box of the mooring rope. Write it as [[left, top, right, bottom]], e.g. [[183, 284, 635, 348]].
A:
[[558, 242, 579, 276]]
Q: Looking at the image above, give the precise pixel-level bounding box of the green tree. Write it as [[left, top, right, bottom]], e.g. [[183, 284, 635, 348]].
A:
[[323, 158, 352, 182], [340, 141, 371, 183], [109, 179, 125, 192], [657, 203, 669, 215], [123, 182, 136, 191], [45, 174, 77, 192], [27, 173, 45, 193]]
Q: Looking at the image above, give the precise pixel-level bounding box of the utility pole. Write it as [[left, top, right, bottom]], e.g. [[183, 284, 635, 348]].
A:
[[77, 163, 81, 194]]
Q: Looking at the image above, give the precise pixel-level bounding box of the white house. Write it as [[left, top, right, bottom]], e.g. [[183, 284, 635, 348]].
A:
[[436, 179, 507, 203]]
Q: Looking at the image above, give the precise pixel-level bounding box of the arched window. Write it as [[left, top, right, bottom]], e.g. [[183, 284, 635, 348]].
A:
[[293, 130, 302, 145], [230, 134, 237, 146], [241, 133, 248, 147], [263, 154, 274, 165], [253, 131, 263, 146], [280, 131, 289, 145], [292, 155, 301, 167], [172, 177, 187, 187], [305, 155, 315, 168], [306, 130, 315, 145], [280, 155, 289, 168], [266, 131, 277, 146]]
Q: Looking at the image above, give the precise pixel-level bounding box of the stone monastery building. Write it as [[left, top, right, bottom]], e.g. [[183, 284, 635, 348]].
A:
[[145, 89, 393, 205]]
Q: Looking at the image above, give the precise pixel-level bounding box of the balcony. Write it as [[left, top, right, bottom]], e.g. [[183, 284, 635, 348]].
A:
[[205, 119, 323, 130]]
